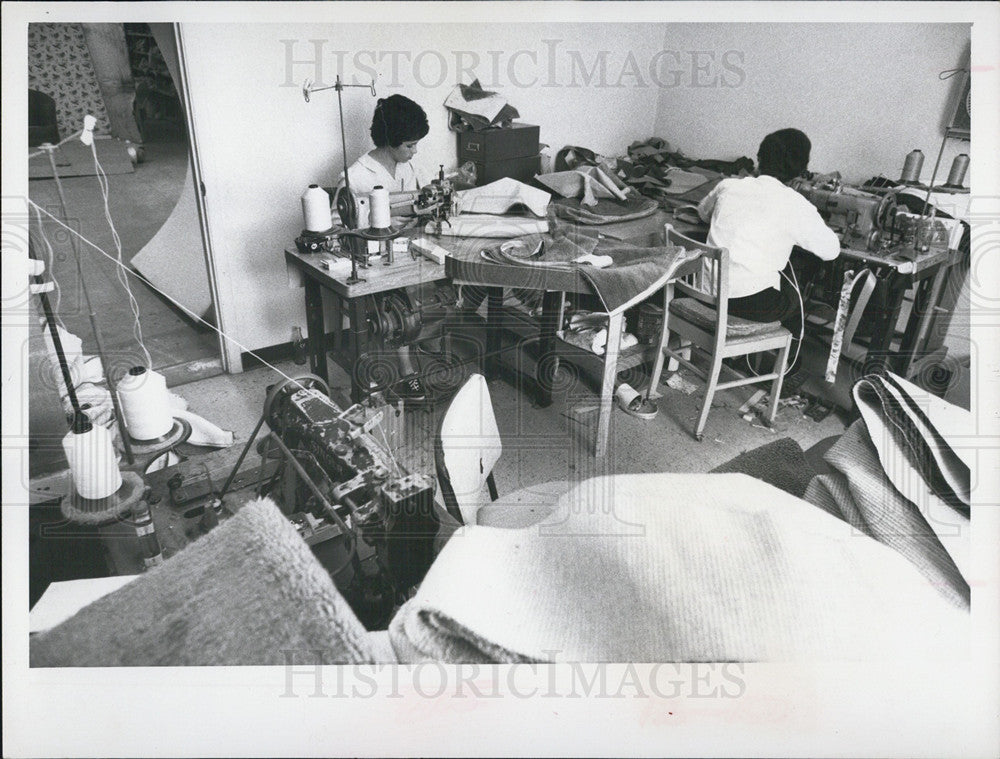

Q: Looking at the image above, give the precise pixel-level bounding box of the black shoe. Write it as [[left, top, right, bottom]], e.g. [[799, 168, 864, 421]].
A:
[[391, 373, 426, 402]]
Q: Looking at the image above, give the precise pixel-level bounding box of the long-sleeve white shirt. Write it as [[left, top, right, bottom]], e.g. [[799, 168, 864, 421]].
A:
[[697, 175, 841, 298]]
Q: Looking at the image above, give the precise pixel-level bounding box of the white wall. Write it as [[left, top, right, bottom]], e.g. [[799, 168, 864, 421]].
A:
[[179, 22, 667, 354], [181, 21, 971, 357], [651, 23, 971, 185]]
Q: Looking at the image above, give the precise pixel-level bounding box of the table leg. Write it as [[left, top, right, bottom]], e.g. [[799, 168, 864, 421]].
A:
[[304, 278, 328, 383], [349, 296, 371, 403], [536, 291, 562, 409], [866, 273, 907, 375], [595, 311, 624, 459], [485, 287, 503, 379], [331, 293, 343, 356], [898, 266, 947, 377]]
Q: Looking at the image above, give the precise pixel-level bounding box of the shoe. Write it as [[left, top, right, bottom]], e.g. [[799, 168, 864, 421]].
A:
[[390, 373, 426, 402]]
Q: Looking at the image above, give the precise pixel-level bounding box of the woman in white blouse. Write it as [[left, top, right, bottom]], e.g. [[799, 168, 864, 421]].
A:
[[339, 94, 429, 197]]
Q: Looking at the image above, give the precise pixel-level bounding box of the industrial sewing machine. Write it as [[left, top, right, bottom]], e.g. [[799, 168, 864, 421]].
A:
[[791, 175, 899, 252], [227, 375, 438, 629]]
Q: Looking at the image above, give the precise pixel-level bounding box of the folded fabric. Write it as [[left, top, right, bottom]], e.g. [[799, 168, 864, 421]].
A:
[[580, 241, 701, 314], [536, 166, 628, 206], [848, 372, 970, 582], [559, 324, 638, 356], [430, 214, 548, 238], [389, 473, 967, 662], [456, 178, 550, 217], [173, 409, 235, 448], [444, 79, 519, 131], [550, 194, 659, 226], [804, 421, 969, 609]]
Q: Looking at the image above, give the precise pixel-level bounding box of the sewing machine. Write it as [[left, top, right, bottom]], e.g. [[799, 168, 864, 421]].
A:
[[410, 165, 458, 235], [246, 375, 438, 628], [792, 176, 898, 252]]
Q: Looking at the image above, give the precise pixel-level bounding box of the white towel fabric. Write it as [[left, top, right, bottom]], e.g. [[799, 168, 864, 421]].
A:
[[389, 473, 967, 663], [430, 214, 548, 239], [456, 178, 551, 217]]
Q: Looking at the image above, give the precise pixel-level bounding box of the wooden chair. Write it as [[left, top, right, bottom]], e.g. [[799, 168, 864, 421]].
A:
[[435, 373, 565, 527], [648, 224, 792, 441]]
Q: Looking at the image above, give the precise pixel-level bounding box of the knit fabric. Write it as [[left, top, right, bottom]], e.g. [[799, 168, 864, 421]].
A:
[[30, 498, 385, 666], [389, 473, 967, 663], [804, 421, 969, 609]]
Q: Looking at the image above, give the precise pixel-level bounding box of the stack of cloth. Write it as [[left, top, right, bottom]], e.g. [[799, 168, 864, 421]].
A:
[[444, 79, 519, 131], [619, 137, 755, 210], [536, 145, 659, 225], [804, 372, 970, 609], [479, 218, 700, 314]]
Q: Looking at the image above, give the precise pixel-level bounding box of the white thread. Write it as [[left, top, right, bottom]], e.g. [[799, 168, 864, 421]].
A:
[[116, 366, 173, 440], [301, 184, 332, 232], [27, 129, 85, 161], [63, 413, 122, 499], [28, 200, 351, 418], [369, 185, 391, 228], [80, 114, 97, 146], [89, 140, 151, 368], [31, 204, 68, 331]]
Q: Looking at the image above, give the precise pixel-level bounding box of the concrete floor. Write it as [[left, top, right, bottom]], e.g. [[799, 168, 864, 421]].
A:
[[28, 135, 219, 372], [164, 355, 847, 500]]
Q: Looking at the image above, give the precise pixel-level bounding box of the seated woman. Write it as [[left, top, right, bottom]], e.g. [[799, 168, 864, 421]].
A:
[[339, 95, 432, 401], [697, 128, 840, 325], [339, 94, 428, 198]]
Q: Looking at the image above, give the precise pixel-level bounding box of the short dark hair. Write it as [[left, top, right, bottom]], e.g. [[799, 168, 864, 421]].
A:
[[370, 95, 429, 148], [757, 128, 811, 183]]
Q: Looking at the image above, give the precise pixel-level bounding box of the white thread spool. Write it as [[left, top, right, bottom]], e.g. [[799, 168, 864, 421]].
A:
[[369, 185, 391, 229], [63, 410, 122, 499], [899, 149, 924, 184], [946, 153, 970, 187], [301, 184, 332, 232], [117, 366, 173, 440]]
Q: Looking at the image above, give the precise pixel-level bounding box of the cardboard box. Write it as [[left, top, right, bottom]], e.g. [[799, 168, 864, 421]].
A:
[[473, 155, 541, 186], [457, 123, 540, 163]]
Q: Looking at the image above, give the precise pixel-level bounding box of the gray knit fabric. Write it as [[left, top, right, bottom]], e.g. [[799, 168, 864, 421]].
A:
[[30, 498, 386, 667]]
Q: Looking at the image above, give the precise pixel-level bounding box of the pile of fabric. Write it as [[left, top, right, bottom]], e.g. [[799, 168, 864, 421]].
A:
[[618, 137, 755, 210], [443, 79, 520, 132]]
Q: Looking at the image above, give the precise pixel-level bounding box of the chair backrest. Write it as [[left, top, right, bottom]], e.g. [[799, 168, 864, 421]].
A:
[[664, 224, 730, 344], [435, 373, 502, 526]]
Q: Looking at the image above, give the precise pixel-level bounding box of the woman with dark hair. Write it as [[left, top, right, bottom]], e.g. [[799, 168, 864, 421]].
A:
[[338, 95, 433, 402], [697, 128, 840, 324], [339, 94, 430, 195]]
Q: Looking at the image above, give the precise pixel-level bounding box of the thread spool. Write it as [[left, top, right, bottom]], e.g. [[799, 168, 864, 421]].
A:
[[899, 149, 924, 185], [301, 184, 332, 232], [80, 114, 97, 146], [63, 410, 122, 500], [946, 153, 969, 188], [117, 366, 173, 440], [369, 185, 391, 229]]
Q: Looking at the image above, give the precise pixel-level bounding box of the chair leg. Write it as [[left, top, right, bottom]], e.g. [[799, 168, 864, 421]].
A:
[[595, 311, 624, 459], [694, 351, 723, 441], [486, 472, 499, 502], [647, 282, 673, 401], [764, 339, 791, 426]]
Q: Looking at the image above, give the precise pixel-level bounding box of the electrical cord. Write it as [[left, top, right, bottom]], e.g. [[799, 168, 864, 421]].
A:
[[89, 141, 152, 368], [741, 264, 805, 380]]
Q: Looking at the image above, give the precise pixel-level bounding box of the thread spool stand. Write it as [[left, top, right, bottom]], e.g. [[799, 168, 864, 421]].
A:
[[61, 470, 145, 525]]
